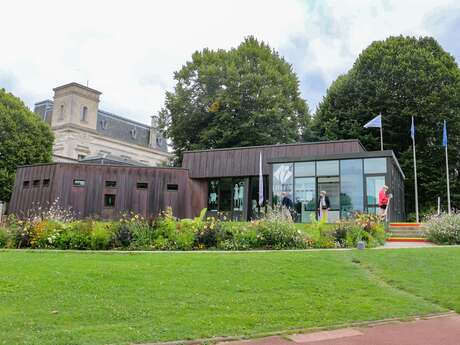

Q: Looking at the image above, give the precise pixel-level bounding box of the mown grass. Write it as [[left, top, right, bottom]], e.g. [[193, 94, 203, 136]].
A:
[[1, 248, 457, 345]]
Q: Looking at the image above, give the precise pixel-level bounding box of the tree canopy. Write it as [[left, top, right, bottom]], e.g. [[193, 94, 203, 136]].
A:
[[312, 36, 460, 215], [159, 37, 310, 163], [0, 89, 54, 201]]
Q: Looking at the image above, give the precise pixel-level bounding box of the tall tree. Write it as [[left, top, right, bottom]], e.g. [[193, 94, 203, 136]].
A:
[[159, 37, 310, 163], [0, 89, 54, 201], [312, 36, 460, 215]]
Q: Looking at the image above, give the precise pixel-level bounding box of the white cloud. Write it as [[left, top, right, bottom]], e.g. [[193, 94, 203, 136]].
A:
[[1, 0, 459, 121], [0, 0, 307, 124]]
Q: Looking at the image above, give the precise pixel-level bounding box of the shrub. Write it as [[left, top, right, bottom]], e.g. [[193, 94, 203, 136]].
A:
[[218, 222, 258, 250], [30, 220, 65, 248], [425, 213, 460, 244], [90, 222, 112, 250], [118, 213, 154, 250], [111, 222, 133, 248], [6, 217, 31, 248], [216, 208, 310, 250], [0, 227, 9, 248], [332, 213, 386, 248], [54, 221, 92, 249]]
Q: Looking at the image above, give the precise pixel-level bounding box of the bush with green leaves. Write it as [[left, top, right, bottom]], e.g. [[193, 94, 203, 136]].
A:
[[425, 213, 460, 245], [0, 226, 9, 248], [331, 213, 386, 248]]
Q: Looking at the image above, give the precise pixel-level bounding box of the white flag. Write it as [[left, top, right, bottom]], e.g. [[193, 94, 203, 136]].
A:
[[258, 152, 264, 206], [364, 114, 382, 128]]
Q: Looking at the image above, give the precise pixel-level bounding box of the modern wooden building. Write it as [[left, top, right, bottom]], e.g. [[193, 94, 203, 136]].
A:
[[9, 139, 406, 221]]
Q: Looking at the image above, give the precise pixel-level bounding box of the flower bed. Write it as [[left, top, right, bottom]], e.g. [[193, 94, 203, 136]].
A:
[[425, 213, 460, 245], [0, 205, 386, 250]]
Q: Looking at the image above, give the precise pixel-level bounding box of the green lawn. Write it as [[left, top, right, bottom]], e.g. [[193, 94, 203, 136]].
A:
[[1, 248, 459, 345]]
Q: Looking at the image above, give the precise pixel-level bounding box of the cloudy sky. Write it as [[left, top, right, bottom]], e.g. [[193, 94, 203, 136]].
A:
[[1, 0, 460, 125]]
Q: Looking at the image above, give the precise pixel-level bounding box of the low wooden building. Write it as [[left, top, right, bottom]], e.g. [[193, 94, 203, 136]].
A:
[[9, 139, 406, 221]]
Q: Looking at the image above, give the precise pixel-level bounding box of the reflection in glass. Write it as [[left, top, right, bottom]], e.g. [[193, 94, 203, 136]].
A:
[[294, 177, 316, 223], [340, 159, 364, 218], [272, 163, 293, 205], [366, 175, 385, 213], [295, 162, 315, 177], [208, 180, 219, 211], [364, 158, 387, 174], [316, 160, 339, 176], [233, 181, 245, 211]]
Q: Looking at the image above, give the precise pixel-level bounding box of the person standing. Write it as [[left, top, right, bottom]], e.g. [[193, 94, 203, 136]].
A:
[[318, 191, 330, 222], [378, 185, 390, 219], [281, 192, 293, 221]]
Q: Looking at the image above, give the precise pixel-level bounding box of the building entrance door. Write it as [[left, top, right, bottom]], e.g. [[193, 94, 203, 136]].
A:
[[365, 175, 385, 215], [317, 176, 340, 223]]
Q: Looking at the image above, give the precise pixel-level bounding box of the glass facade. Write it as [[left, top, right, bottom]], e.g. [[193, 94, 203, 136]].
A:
[[272, 158, 387, 223], [340, 159, 364, 218]]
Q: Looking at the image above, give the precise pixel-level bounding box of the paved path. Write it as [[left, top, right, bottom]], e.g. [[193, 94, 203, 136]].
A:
[[217, 314, 460, 345]]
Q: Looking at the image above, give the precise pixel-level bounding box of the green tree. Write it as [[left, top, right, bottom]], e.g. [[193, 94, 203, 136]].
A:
[[312, 36, 460, 215], [159, 37, 310, 163], [0, 89, 54, 201]]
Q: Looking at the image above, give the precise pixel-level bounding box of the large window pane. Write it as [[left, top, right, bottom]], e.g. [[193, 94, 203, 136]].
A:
[[316, 160, 339, 176], [294, 177, 316, 223], [295, 162, 315, 177], [366, 175, 385, 207], [364, 158, 387, 174], [272, 163, 293, 206], [219, 178, 233, 211], [340, 159, 364, 218]]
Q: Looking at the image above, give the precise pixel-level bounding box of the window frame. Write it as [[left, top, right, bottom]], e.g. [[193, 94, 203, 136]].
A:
[[136, 182, 148, 189], [167, 184, 178, 191], [105, 180, 117, 188], [104, 194, 116, 208], [72, 179, 86, 187]]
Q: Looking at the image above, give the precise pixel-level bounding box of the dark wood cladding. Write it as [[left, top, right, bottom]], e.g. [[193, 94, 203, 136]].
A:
[[182, 140, 365, 178], [9, 163, 207, 220]]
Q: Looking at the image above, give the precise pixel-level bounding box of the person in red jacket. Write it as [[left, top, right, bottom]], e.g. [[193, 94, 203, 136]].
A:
[[378, 185, 390, 219]]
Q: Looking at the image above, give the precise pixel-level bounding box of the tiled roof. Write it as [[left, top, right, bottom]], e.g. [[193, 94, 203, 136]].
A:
[[96, 110, 151, 147]]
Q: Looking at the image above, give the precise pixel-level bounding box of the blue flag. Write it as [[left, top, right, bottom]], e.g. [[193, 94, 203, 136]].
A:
[[410, 116, 415, 140], [364, 114, 382, 128], [443, 120, 448, 147]]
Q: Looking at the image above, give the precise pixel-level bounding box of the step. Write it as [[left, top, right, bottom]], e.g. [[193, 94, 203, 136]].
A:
[[389, 230, 426, 238], [387, 237, 430, 243]]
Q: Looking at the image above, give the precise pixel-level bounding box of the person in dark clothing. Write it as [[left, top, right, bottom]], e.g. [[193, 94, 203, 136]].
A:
[[281, 192, 293, 209], [281, 192, 293, 221]]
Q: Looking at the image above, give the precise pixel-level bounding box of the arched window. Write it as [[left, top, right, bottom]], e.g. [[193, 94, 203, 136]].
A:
[[81, 106, 88, 122], [59, 104, 65, 120]]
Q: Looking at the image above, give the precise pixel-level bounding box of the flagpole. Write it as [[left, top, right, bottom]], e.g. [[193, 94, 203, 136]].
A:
[[446, 144, 451, 214], [412, 120, 419, 223], [379, 112, 383, 151]]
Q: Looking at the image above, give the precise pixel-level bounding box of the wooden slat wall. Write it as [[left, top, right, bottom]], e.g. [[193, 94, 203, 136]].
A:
[[9, 164, 207, 220], [8, 165, 56, 217], [182, 140, 364, 178]]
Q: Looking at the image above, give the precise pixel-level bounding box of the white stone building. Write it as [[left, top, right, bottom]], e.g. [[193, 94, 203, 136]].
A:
[[34, 82, 170, 166]]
